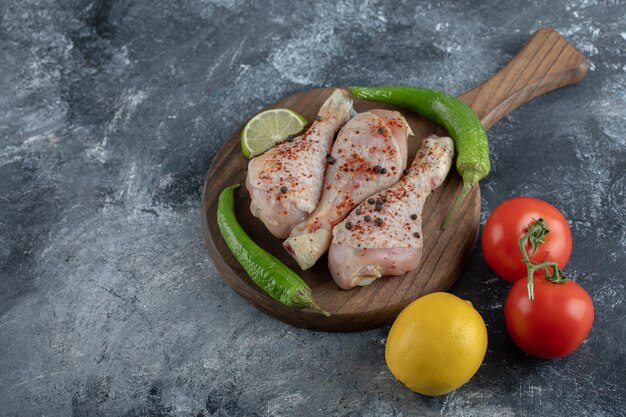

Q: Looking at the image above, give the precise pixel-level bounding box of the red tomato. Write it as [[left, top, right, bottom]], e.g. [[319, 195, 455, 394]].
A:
[[504, 276, 594, 358], [482, 197, 572, 283]]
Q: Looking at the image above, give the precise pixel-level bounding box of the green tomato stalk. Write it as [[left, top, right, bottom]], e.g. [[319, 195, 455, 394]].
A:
[[519, 218, 569, 300]]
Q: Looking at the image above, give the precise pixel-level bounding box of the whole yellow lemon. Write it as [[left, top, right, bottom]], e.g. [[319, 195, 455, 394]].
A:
[[385, 292, 488, 396]]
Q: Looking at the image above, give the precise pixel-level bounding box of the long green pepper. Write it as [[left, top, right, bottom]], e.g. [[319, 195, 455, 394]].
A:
[[217, 184, 329, 316], [351, 86, 490, 229]]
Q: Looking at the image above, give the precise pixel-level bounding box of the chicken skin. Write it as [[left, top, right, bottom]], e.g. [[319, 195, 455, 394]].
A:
[[328, 135, 454, 289], [283, 109, 410, 270], [246, 89, 353, 238]]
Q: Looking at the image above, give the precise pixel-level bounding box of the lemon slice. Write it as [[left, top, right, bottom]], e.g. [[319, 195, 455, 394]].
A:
[[241, 109, 308, 158]]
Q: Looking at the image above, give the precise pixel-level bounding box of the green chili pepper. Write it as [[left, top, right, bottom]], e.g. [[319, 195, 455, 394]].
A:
[[217, 184, 329, 316], [351, 86, 490, 229]]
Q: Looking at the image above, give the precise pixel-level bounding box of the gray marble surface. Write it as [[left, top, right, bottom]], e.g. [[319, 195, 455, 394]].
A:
[[1, 0, 625, 416]]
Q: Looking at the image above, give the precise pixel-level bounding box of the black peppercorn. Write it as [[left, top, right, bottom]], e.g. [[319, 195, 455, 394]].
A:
[[327, 155, 336, 165], [411, 214, 418, 220], [403, 168, 410, 175], [345, 221, 353, 230], [380, 167, 388, 174], [316, 115, 322, 121], [287, 135, 294, 142], [373, 165, 382, 173], [368, 198, 375, 204], [414, 232, 421, 238], [364, 215, 371, 222], [375, 203, 383, 212], [375, 218, 383, 226], [355, 208, 361, 215], [280, 186, 288, 193], [378, 127, 385, 134]]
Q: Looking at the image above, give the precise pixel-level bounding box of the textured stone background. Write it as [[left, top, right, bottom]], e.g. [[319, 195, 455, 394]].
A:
[[1, 0, 624, 416]]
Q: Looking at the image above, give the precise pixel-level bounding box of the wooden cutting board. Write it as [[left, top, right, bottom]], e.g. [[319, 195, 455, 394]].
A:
[[201, 28, 587, 332]]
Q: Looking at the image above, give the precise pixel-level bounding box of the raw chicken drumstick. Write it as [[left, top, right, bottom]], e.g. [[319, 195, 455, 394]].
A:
[[283, 109, 410, 270], [246, 89, 354, 238], [328, 135, 454, 289]]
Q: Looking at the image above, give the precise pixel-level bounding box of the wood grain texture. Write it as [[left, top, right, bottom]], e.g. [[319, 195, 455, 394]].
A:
[[201, 28, 587, 332]]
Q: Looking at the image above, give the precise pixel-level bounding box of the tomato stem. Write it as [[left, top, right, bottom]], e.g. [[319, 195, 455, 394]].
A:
[[518, 218, 569, 300]]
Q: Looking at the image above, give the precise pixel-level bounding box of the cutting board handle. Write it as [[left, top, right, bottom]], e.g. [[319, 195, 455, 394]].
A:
[[459, 28, 588, 130]]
